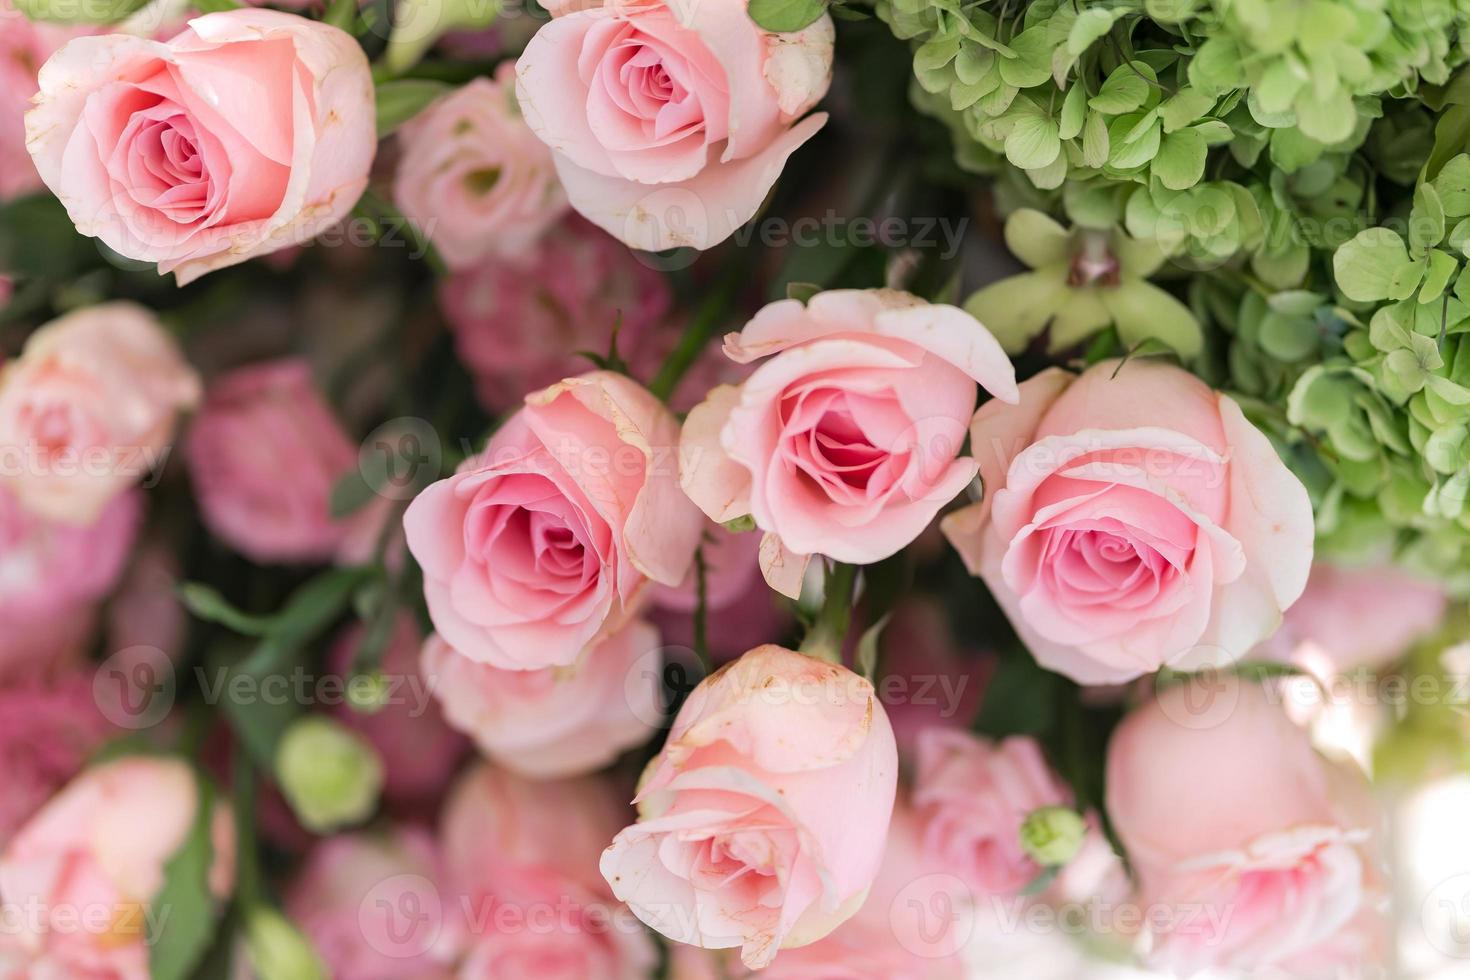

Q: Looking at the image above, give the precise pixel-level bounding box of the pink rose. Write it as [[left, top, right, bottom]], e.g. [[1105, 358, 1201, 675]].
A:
[[187, 358, 358, 564], [514, 0, 834, 250], [26, 10, 376, 284], [420, 619, 659, 778], [439, 217, 672, 413], [681, 289, 1017, 598], [0, 302, 198, 525], [1260, 561, 1447, 671], [395, 63, 568, 270], [404, 371, 702, 670], [440, 764, 657, 980], [327, 614, 468, 805], [1105, 678, 1385, 974], [0, 486, 140, 682], [600, 645, 898, 969], [0, 671, 116, 849], [911, 728, 1070, 896], [942, 360, 1314, 685], [286, 826, 459, 979], [0, 0, 90, 202], [0, 756, 235, 979]]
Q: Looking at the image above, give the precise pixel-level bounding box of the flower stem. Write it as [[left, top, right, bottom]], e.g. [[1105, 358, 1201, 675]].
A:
[[648, 247, 754, 402], [799, 561, 858, 664]]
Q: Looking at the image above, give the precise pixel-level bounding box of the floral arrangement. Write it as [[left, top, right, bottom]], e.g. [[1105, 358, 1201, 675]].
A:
[[1, 0, 1468, 975]]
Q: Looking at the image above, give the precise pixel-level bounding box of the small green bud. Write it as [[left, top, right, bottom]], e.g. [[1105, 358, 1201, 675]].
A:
[[274, 716, 384, 833], [722, 514, 758, 533], [346, 671, 391, 714], [245, 906, 327, 980], [1019, 806, 1087, 867]]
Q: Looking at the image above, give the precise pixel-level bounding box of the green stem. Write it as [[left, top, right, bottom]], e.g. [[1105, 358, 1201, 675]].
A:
[[692, 543, 712, 673], [648, 249, 754, 402], [799, 562, 859, 664]]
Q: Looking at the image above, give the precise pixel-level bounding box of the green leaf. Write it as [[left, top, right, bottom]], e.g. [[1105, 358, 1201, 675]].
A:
[[375, 79, 452, 139], [1411, 183, 1447, 257], [1005, 106, 1062, 170], [1058, 84, 1087, 141], [1106, 113, 1161, 170], [1152, 128, 1207, 190], [1433, 155, 1470, 217], [1333, 229, 1413, 303], [1421, 250, 1460, 305], [1159, 89, 1215, 133], [1090, 65, 1152, 115], [1082, 110, 1110, 168], [149, 775, 219, 980], [998, 28, 1054, 88], [179, 584, 276, 637], [1066, 8, 1121, 55], [12, 0, 146, 23], [747, 0, 828, 31]]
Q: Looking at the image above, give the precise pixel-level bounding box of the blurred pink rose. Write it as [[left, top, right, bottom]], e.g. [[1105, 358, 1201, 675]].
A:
[[0, 486, 140, 681], [682, 289, 1017, 598], [943, 361, 1314, 685], [440, 764, 656, 980], [514, 0, 834, 250], [420, 619, 658, 779], [26, 10, 376, 284], [0, 0, 90, 202], [404, 371, 702, 670], [1106, 678, 1385, 975], [0, 671, 116, 849], [0, 302, 199, 525], [438, 217, 672, 413], [286, 826, 459, 979], [1260, 561, 1446, 671], [0, 756, 235, 979], [601, 645, 898, 969], [327, 614, 468, 805], [649, 523, 793, 662], [187, 358, 356, 564], [874, 599, 989, 759], [395, 63, 568, 270], [912, 729, 1070, 896]]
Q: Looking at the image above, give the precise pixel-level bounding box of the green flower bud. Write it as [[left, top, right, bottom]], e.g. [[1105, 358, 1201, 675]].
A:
[[245, 906, 327, 980], [1019, 806, 1087, 868], [346, 671, 391, 715], [274, 716, 384, 833]]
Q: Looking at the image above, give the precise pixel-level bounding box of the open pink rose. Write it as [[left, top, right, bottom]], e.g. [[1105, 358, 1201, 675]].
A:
[[395, 63, 567, 270], [26, 10, 376, 284], [0, 486, 140, 681], [404, 371, 702, 670], [912, 728, 1071, 896], [187, 358, 357, 564], [514, 0, 834, 250], [0, 756, 235, 980], [0, 302, 198, 525], [0, 670, 116, 849], [439, 217, 673, 412], [1106, 678, 1385, 974], [600, 645, 898, 969], [286, 826, 459, 979], [420, 619, 659, 779], [681, 289, 1017, 598], [942, 360, 1314, 685]]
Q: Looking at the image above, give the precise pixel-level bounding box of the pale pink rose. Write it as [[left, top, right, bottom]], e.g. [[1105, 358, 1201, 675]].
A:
[[1259, 561, 1447, 671], [0, 756, 236, 980], [420, 620, 659, 779], [187, 358, 357, 564], [0, 302, 199, 525], [514, 0, 835, 250], [601, 645, 898, 969], [681, 289, 1017, 598], [26, 10, 376, 284], [1105, 678, 1386, 975], [439, 217, 672, 413], [942, 360, 1314, 685], [874, 599, 989, 759], [404, 371, 702, 670], [911, 728, 1070, 896], [327, 614, 468, 805], [440, 764, 656, 979], [396, 63, 568, 270], [286, 826, 460, 979], [0, 486, 141, 682], [648, 522, 793, 662], [0, 671, 116, 849], [0, 0, 91, 202]]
